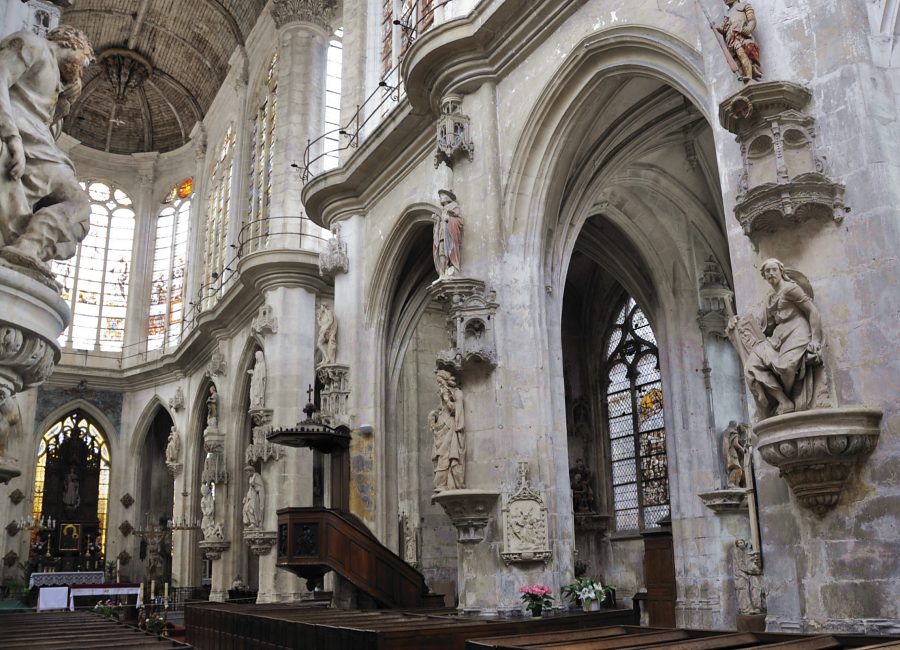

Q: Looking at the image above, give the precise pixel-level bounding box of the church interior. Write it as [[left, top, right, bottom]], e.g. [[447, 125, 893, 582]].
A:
[[0, 0, 897, 648]]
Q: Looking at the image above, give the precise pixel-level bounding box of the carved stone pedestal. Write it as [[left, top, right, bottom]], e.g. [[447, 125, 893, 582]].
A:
[[429, 278, 499, 373], [432, 489, 500, 543], [755, 407, 882, 515], [244, 529, 277, 556], [0, 266, 69, 483], [165, 461, 183, 477], [199, 539, 231, 561], [698, 488, 749, 514]]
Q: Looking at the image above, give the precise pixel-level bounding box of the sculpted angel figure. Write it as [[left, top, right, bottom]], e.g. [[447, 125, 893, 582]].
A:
[[430, 369, 465, 492], [0, 26, 94, 276], [726, 259, 827, 419], [433, 189, 463, 279], [316, 304, 337, 366], [714, 0, 762, 83]]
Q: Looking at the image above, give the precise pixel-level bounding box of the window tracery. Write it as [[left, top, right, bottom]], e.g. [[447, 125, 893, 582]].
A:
[[203, 126, 236, 309], [246, 55, 277, 252], [603, 297, 670, 532], [52, 181, 135, 351], [323, 30, 343, 170], [148, 179, 192, 351]]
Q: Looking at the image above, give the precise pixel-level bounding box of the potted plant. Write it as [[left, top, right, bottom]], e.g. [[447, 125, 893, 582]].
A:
[[519, 584, 553, 617], [562, 576, 616, 611]]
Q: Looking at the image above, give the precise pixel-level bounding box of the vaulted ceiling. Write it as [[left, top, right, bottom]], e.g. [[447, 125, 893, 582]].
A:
[[61, 0, 269, 155]]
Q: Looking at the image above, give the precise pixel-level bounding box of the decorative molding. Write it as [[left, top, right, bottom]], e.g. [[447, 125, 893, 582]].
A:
[[168, 386, 185, 411], [755, 408, 882, 515], [270, 0, 338, 30], [250, 304, 278, 336], [318, 224, 349, 278], [199, 539, 231, 561], [0, 324, 57, 402], [697, 257, 734, 340], [166, 461, 183, 477], [431, 489, 499, 544], [316, 364, 349, 426], [119, 520, 133, 537], [120, 493, 134, 509], [435, 94, 475, 168], [201, 445, 229, 485], [718, 82, 848, 243], [430, 278, 499, 373], [245, 409, 282, 465], [205, 341, 227, 377], [8, 488, 24, 505], [698, 488, 749, 514], [500, 462, 551, 565]]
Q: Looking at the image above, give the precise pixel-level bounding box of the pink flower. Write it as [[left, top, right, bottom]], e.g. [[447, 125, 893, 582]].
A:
[[519, 584, 552, 597]]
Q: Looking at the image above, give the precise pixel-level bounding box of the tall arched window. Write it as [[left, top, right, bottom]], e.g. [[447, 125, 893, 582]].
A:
[[203, 126, 235, 309], [52, 180, 136, 351], [148, 178, 192, 351], [323, 29, 343, 170], [246, 55, 277, 252], [604, 297, 670, 531], [32, 410, 111, 560]]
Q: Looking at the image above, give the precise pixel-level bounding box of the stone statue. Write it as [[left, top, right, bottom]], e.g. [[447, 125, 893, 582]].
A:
[[62, 466, 80, 510], [316, 304, 337, 366], [723, 421, 749, 488], [0, 396, 20, 455], [200, 482, 215, 539], [726, 259, 827, 420], [248, 350, 267, 410], [713, 0, 762, 83], [569, 458, 596, 513], [0, 27, 94, 279], [206, 384, 219, 427], [165, 425, 180, 464], [430, 369, 465, 493], [733, 538, 766, 615], [241, 467, 265, 530], [433, 189, 463, 279]]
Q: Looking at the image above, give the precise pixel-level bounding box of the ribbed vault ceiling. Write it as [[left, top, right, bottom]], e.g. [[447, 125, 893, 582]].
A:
[[61, 0, 268, 154]]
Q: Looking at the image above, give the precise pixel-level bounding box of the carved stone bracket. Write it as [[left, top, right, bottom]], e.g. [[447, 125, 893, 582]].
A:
[[270, 0, 338, 31], [318, 224, 349, 278], [199, 539, 231, 561], [245, 409, 282, 465], [429, 278, 499, 373], [202, 441, 229, 485], [205, 341, 227, 378], [166, 461, 183, 477], [435, 94, 475, 168], [697, 256, 735, 339], [501, 462, 551, 565], [755, 407, 882, 515], [431, 489, 500, 544], [251, 304, 278, 337], [316, 364, 349, 425], [168, 386, 185, 411], [719, 82, 848, 243], [244, 529, 277, 556], [698, 488, 750, 514]]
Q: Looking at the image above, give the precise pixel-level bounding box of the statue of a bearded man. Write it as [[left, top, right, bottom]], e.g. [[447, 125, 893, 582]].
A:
[[0, 26, 93, 283]]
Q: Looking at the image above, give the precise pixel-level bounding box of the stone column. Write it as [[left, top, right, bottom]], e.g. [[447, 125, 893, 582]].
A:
[[182, 125, 208, 331], [122, 155, 158, 357], [269, 0, 336, 248]]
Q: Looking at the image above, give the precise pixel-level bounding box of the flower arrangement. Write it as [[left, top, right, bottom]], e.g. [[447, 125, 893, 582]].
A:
[[561, 576, 615, 610], [520, 584, 553, 617], [93, 598, 121, 619], [141, 611, 167, 636]]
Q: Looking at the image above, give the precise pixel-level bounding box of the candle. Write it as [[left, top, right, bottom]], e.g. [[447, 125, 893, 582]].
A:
[[150, 580, 155, 598], [139, 582, 144, 603], [164, 582, 169, 599]]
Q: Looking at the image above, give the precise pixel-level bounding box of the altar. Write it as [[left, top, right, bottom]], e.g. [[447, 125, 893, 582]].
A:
[[29, 571, 105, 588], [68, 583, 142, 611]]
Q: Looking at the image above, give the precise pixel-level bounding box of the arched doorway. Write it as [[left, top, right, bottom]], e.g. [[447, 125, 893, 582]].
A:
[[136, 406, 175, 584], [30, 409, 111, 572]]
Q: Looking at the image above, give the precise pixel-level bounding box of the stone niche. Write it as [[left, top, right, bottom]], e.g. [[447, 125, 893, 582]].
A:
[[718, 82, 847, 242], [429, 278, 499, 373]]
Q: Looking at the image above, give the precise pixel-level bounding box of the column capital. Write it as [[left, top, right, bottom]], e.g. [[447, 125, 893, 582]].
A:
[[270, 0, 338, 31]]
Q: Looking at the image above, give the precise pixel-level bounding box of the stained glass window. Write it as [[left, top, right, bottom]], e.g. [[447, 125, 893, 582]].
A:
[[323, 30, 343, 171], [203, 126, 235, 309], [604, 297, 670, 532], [246, 55, 277, 253], [52, 181, 135, 351], [32, 410, 111, 556], [148, 179, 191, 351]]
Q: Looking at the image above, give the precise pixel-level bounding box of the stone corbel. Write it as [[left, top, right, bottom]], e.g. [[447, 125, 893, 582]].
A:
[[698, 488, 749, 514], [250, 305, 278, 337], [166, 460, 183, 477], [429, 278, 499, 373], [244, 529, 277, 556], [434, 94, 475, 169], [755, 407, 882, 515], [202, 443, 229, 485], [245, 409, 282, 465], [719, 82, 848, 244], [318, 224, 349, 278], [316, 364, 349, 426], [168, 386, 185, 412], [205, 341, 227, 378], [199, 539, 231, 561], [431, 489, 500, 544], [697, 256, 734, 340]]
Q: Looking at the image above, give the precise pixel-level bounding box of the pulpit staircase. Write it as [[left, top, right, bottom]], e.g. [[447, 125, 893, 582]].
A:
[[276, 507, 445, 609]]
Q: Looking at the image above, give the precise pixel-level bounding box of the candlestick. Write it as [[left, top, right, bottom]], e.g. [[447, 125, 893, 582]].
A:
[[150, 580, 155, 599], [164, 582, 169, 599]]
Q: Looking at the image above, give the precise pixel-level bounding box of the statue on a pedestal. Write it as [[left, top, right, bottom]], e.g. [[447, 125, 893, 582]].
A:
[[316, 304, 337, 366], [713, 0, 762, 83], [248, 350, 267, 410], [165, 426, 180, 464], [733, 538, 766, 615], [241, 467, 265, 530], [430, 369, 465, 493], [206, 384, 219, 428], [433, 189, 463, 279], [726, 259, 827, 419], [0, 27, 94, 280]]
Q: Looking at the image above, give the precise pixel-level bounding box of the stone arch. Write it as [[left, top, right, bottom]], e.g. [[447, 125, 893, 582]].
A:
[[34, 399, 121, 464], [129, 396, 175, 459]]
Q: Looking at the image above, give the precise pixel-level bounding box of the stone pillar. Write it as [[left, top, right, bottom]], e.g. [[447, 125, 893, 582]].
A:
[[182, 125, 208, 330], [269, 0, 336, 248], [338, 0, 366, 165], [122, 155, 158, 356]]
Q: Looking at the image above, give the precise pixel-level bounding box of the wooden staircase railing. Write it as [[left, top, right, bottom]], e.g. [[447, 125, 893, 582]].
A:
[[276, 507, 434, 609]]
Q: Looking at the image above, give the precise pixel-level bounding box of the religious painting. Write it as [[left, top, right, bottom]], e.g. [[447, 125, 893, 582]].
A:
[[59, 523, 81, 551]]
